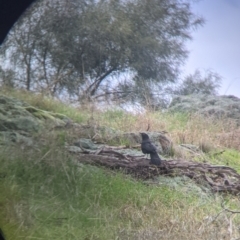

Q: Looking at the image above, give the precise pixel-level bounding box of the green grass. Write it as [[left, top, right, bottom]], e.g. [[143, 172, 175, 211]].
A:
[[0, 143, 188, 239], [0, 88, 89, 124], [208, 149, 240, 173], [1, 142, 240, 239], [1, 88, 240, 239]]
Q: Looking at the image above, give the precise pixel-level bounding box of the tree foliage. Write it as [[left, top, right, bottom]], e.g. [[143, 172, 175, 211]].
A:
[[0, 0, 204, 105], [175, 69, 222, 96]]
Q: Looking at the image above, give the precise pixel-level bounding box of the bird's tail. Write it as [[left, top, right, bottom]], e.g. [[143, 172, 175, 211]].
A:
[[150, 152, 161, 166]]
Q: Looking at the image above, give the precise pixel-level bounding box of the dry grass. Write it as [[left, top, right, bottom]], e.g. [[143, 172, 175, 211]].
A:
[[117, 204, 240, 240], [91, 108, 240, 153], [2, 88, 239, 152], [217, 129, 240, 151], [1, 88, 240, 239]]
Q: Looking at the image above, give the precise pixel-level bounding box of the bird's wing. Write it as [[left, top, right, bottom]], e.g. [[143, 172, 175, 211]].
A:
[[141, 141, 157, 153]]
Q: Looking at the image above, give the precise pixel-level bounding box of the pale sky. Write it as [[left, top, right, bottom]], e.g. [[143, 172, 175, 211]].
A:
[[184, 0, 240, 97]]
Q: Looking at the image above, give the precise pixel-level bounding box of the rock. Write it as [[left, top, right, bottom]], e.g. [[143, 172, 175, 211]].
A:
[[0, 94, 174, 157], [109, 131, 172, 155], [0, 94, 71, 146], [169, 94, 240, 124], [67, 145, 84, 153], [0, 95, 41, 132], [74, 138, 99, 150], [0, 131, 33, 146], [0, 94, 71, 130]]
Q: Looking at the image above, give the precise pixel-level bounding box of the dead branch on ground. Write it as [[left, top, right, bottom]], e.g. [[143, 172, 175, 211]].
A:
[[71, 147, 240, 195]]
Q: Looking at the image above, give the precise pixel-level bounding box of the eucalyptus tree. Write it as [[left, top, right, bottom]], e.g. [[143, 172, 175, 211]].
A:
[[174, 70, 222, 96], [1, 0, 204, 104], [0, 8, 40, 90]]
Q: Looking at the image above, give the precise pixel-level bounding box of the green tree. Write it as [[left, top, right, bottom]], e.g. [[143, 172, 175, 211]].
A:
[[1, 0, 204, 104], [175, 69, 222, 96]]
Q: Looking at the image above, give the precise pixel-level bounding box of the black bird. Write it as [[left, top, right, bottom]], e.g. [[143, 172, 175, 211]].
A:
[[140, 132, 161, 166]]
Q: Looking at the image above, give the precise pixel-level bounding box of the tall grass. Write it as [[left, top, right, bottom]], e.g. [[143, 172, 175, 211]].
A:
[[2, 140, 240, 239], [1, 88, 239, 151], [1, 88, 240, 239]]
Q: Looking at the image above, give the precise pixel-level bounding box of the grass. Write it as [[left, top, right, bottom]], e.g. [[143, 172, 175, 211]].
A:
[[0, 87, 90, 123], [1, 88, 240, 239], [2, 141, 240, 239], [1, 88, 239, 151], [208, 149, 240, 173]]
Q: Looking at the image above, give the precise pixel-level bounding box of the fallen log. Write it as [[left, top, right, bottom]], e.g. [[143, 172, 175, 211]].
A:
[[70, 146, 240, 195]]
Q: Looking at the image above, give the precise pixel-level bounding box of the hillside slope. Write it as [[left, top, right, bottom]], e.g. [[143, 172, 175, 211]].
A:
[[1, 90, 240, 239]]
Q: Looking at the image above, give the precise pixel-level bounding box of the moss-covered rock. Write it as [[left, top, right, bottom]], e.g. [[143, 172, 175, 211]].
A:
[[0, 131, 33, 146], [0, 94, 71, 146], [0, 95, 41, 132]]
